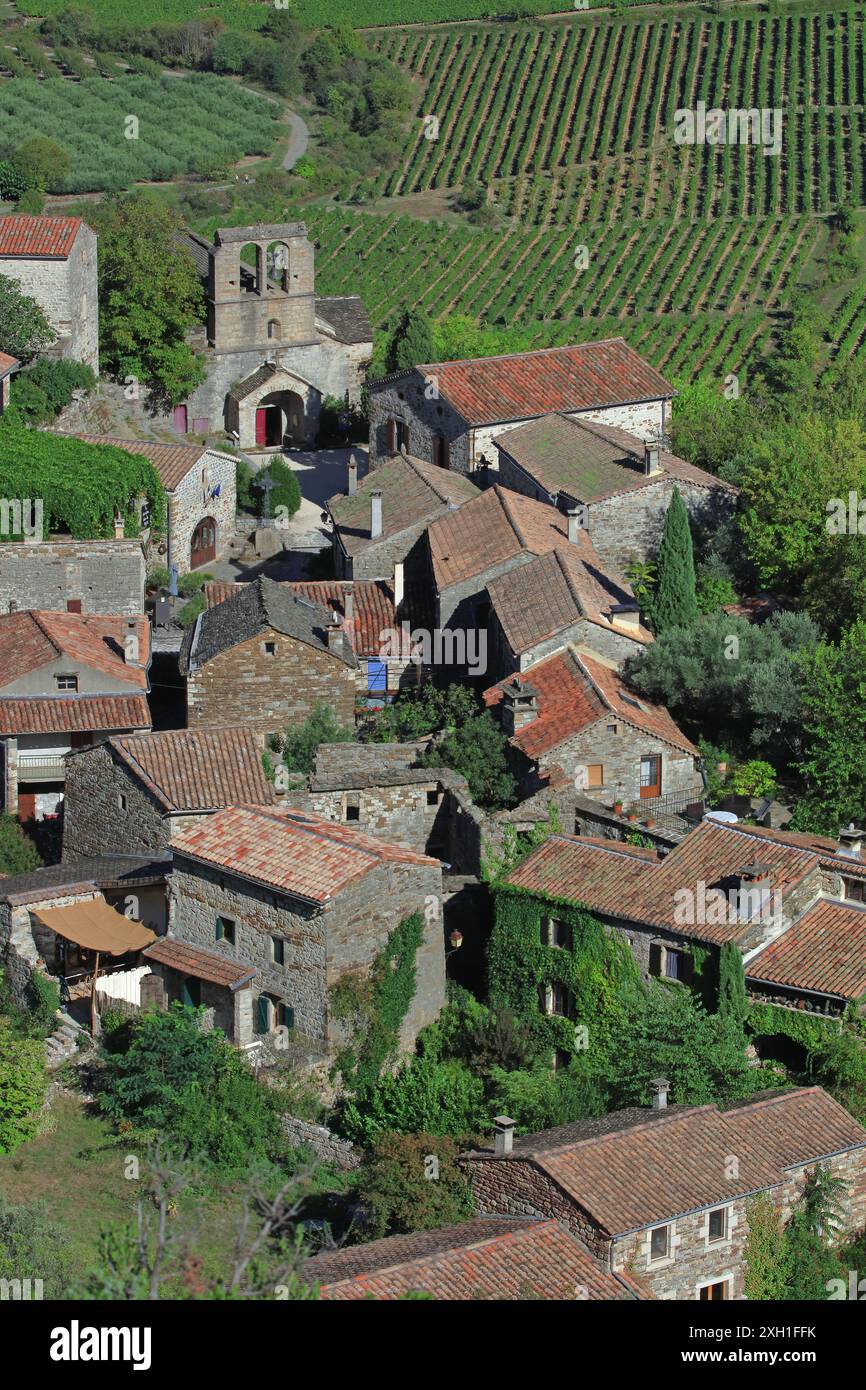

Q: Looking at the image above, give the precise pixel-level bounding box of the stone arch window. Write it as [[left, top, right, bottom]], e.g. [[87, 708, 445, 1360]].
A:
[[267, 241, 289, 293], [239, 243, 262, 294], [267, 319, 282, 340]]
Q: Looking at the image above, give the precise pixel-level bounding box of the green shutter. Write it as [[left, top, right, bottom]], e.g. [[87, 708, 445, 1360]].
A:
[[257, 995, 270, 1034], [281, 1005, 295, 1031], [215, 916, 223, 941]]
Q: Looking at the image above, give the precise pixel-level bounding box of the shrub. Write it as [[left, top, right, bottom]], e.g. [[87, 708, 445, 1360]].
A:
[[355, 1133, 473, 1240], [15, 187, 45, 215], [253, 458, 301, 523], [0, 1022, 46, 1154], [270, 703, 355, 777], [337, 1056, 487, 1145], [176, 592, 205, 629], [0, 814, 42, 875], [177, 570, 213, 597], [0, 1195, 71, 1298]]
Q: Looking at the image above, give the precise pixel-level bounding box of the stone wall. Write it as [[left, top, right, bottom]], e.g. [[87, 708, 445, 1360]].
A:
[[164, 449, 237, 575], [282, 1115, 360, 1170], [185, 628, 357, 738], [63, 743, 169, 859], [584, 479, 736, 570], [530, 724, 699, 809], [336, 520, 430, 585], [466, 1154, 608, 1259], [489, 614, 646, 681], [0, 540, 144, 616]]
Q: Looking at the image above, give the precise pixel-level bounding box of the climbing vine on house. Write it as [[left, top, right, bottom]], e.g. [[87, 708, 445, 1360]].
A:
[[0, 423, 165, 539], [330, 911, 424, 1094], [487, 886, 640, 1063]]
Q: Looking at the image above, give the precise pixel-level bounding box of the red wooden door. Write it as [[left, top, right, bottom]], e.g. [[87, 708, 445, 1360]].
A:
[[172, 405, 188, 434], [639, 754, 662, 799], [190, 518, 216, 569], [255, 408, 267, 446]]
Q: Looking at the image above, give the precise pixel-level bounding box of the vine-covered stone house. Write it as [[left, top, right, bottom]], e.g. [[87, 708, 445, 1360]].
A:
[[145, 803, 445, 1057], [495, 820, 866, 1043], [464, 1087, 866, 1301]]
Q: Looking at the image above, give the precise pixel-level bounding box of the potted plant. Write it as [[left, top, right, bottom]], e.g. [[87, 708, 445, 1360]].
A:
[[626, 811, 638, 823], [613, 799, 624, 815]]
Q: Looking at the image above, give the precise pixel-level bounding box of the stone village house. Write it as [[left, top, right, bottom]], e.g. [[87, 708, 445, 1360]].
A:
[[464, 1087, 866, 1300], [366, 338, 675, 477], [143, 803, 445, 1056], [174, 222, 372, 449], [326, 450, 479, 584], [62, 726, 275, 859], [484, 647, 700, 809], [493, 412, 739, 570], [180, 575, 357, 738], [0, 352, 18, 415], [0, 215, 99, 372], [503, 819, 866, 1021], [0, 609, 151, 822], [64, 435, 237, 574]]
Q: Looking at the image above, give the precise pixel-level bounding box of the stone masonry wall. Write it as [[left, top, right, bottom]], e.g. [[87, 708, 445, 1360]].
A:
[[0, 540, 144, 616], [0, 224, 99, 372], [466, 1155, 609, 1260], [186, 629, 356, 738], [62, 743, 169, 859], [533, 723, 699, 808], [368, 375, 468, 472], [585, 480, 736, 571], [165, 449, 237, 574]]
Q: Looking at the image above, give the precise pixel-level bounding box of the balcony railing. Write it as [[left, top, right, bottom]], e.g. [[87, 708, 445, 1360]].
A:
[[626, 785, 706, 829], [17, 753, 67, 782]]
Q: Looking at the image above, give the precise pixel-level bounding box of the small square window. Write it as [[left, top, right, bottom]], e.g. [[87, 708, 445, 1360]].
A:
[[607, 724, 618, 734], [708, 1207, 727, 1243], [344, 800, 360, 822], [665, 948, 687, 981], [263, 641, 276, 656], [543, 918, 573, 951], [272, 937, 285, 966], [55, 673, 78, 691], [426, 789, 439, 807], [216, 916, 235, 945], [699, 1280, 728, 1301], [649, 1225, 670, 1262]]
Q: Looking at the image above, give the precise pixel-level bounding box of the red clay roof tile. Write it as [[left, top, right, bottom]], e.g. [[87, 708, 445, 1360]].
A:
[[0, 215, 81, 259]]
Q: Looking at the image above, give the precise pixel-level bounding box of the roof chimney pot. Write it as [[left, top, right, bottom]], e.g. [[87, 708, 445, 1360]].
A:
[[651, 1078, 670, 1110], [371, 490, 383, 540], [494, 1116, 516, 1156]]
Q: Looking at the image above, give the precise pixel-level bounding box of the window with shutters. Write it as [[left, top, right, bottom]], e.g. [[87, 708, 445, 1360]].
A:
[[586, 764, 604, 788], [542, 981, 575, 1018], [215, 915, 235, 946], [182, 975, 201, 1009]]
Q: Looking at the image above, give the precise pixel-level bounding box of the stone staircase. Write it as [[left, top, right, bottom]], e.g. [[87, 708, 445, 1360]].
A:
[[45, 1012, 84, 1070]]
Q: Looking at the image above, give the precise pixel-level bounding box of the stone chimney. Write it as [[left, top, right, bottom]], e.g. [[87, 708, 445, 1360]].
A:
[[567, 507, 583, 544], [123, 618, 140, 666], [651, 1078, 670, 1110], [371, 490, 383, 540], [341, 582, 354, 628], [839, 824, 865, 859], [113, 509, 125, 540], [494, 1116, 515, 1156], [643, 442, 661, 475], [393, 560, 405, 611], [325, 613, 344, 651], [500, 676, 538, 736], [347, 457, 358, 496]]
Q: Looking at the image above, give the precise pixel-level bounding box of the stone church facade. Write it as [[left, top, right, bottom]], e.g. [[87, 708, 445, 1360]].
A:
[[175, 223, 372, 450]]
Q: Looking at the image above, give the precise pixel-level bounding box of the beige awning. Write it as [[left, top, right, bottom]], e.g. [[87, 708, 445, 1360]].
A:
[[31, 897, 156, 955]]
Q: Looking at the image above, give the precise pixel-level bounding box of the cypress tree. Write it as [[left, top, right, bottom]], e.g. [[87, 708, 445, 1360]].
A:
[[717, 942, 747, 1028], [653, 485, 698, 633], [386, 307, 436, 372]]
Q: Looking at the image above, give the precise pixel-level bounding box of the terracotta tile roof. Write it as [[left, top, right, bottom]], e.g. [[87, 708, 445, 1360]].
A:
[[473, 1088, 863, 1237], [494, 413, 736, 503], [143, 937, 256, 990], [393, 339, 674, 426], [488, 545, 652, 656], [105, 727, 275, 813], [504, 820, 835, 946], [0, 215, 81, 259], [0, 352, 18, 375], [429, 485, 592, 589], [60, 434, 231, 492], [305, 1218, 636, 1301], [0, 695, 151, 736], [204, 579, 396, 661], [484, 648, 695, 760], [328, 453, 479, 558], [171, 804, 438, 904], [0, 611, 150, 690], [745, 900, 866, 1000], [720, 1087, 866, 1170]]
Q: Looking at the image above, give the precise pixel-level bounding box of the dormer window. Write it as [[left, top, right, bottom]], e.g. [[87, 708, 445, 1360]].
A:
[[55, 673, 78, 691]]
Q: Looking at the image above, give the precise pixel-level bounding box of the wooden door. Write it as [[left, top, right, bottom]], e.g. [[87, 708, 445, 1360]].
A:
[[255, 408, 267, 446], [190, 517, 216, 569], [639, 754, 662, 799], [172, 405, 188, 434]]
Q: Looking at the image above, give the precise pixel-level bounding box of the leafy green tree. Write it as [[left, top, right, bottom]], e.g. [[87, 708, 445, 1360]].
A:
[[338, 1056, 486, 1146], [420, 711, 516, 809], [355, 1132, 473, 1240], [729, 759, 777, 798], [0, 1196, 71, 1298], [90, 194, 206, 409], [0, 815, 42, 875], [791, 619, 866, 833], [13, 137, 70, 192], [743, 1193, 794, 1300], [361, 683, 477, 744], [0, 1023, 46, 1154], [652, 487, 697, 633], [0, 273, 55, 362], [385, 307, 436, 372], [254, 458, 301, 523], [784, 1167, 846, 1301], [717, 943, 748, 1029], [270, 703, 356, 778]]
